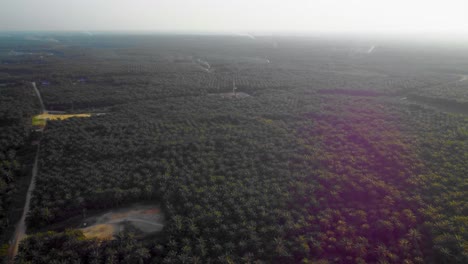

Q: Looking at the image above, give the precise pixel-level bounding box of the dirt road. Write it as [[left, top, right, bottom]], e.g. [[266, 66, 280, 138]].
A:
[[7, 145, 40, 263], [31, 82, 46, 114], [7, 82, 44, 263]]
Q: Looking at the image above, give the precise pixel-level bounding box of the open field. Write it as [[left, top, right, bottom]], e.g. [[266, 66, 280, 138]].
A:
[[32, 113, 92, 126]]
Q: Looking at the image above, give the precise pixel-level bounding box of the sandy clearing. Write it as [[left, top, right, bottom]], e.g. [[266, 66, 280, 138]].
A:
[[80, 205, 164, 240]]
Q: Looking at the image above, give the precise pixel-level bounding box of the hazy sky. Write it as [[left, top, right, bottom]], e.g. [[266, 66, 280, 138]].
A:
[[1, 0, 468, 35]]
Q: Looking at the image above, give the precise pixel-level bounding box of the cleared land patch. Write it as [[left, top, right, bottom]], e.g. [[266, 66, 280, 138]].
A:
[[32, 113, 92, 126], [80, 205, 164, 240], [458, 74, 468, 82]]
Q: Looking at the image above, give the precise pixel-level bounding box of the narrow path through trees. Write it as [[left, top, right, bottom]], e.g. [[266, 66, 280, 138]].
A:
[[31, 82, 45, 114], [7, 82, 44, 263]]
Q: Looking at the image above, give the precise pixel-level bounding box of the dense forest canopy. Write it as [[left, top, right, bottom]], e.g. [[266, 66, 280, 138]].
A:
[[0, 82, 38, 255], [0, 33, 466, 263]]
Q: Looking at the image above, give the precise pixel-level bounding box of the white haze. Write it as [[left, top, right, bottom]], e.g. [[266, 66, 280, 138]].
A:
[[1, 0, 468, 38]]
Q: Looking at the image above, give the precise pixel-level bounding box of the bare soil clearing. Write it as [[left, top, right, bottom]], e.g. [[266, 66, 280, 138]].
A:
[[458, 74, 468, 82], [80, 205, 164, 240], [32, 113, 92, 126]]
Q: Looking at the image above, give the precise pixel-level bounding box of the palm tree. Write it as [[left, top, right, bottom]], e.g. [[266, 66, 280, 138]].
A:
[[406, 229, 422, 243], [241, 252, 254, 263], [398, 239, 411, 254], [375, 244, 390, 259]]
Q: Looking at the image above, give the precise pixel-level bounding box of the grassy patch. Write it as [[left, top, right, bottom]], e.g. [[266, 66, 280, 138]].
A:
[[32, 113, 91, 126]]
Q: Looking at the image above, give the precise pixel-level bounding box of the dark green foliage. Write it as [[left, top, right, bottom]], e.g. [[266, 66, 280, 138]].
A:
[[16, 230, 150, 264], [0, 83, 38, 257], [0, 34, 466, 263], [26, 96, 304, 263]]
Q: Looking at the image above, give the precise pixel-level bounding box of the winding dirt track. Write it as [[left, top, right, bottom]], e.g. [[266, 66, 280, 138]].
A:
[[7, 146, 40, 263], [7, 82, 43, 263]]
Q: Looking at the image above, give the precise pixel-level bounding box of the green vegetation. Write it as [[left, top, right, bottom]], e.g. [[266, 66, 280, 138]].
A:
[[31, 116, 45, 127], [16, 230, 150, 264], [402, 109, 468, 263], [0, 34, 467, 263], [0, 83, 38, 256]]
